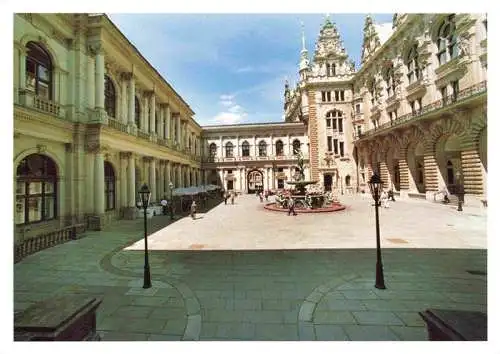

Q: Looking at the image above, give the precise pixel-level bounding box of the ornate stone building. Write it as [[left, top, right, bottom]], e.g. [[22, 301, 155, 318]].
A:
[[284, 14, 487, 204], [14, 13, 202, 241], [201, 122, 309, 193]]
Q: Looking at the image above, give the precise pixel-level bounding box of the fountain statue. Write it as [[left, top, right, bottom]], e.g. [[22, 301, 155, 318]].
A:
[[285, 150, 317, 196]]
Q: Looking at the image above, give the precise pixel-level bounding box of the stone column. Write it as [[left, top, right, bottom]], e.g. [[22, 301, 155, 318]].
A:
[[166, 105, 171, 140], [121, 77, 127, 124], [94, 47, 105, 111], [177, 164, 182, 188], [85, 153, 95, 214], [149, 93, 156, 135], [219, 136, 223, 158], [166, 161, 172, 191], [423, 144, 439, 198], [218, 169, 224, 187], [120, 152, 128, 211], [176, 114, 181, 144], [253, 136, 257, 156], [379, 161, 390, 189], [87, 56, 95, 110], [461, 135, 484, 196], [149, 158, 156, 203], [159, 105, 165, 139], [94, 149, 105, 229], [126, 73, 135, 127], [18, 47, 27, 91], [398, 147, 410, 197], [143, 95, 149, 132]]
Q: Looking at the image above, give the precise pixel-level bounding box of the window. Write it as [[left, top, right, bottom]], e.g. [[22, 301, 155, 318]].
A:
[[340, 91, 345, 101], [104, 75, 116, 118], [333, 139, 339, 155], [155, 112, 159, 134], [225, 142, 234, 157], [326, 119, 331, 128], [321, 91, 326, 102], [258, 141, 267, 157], [26, 42, 52, 100], [242, 141, 250, 157], [326, 91, 331, 102], [335, 91, 340, 101], [338, 118, 343, 133], [384, 64, 396, 97], [209, 143, 217, 158], [339, 141, 345, 157], [228, 169, 233, 174], [275, 140, 284, 156], [326, 63, 331, 76], [16, 154, 57, 225], [332, 64, 336, 76], [104, 162, 115, 211], [332, 118, 337, 130], [327, 136, 333, 152], [357, 125, 362, 137], [134, 96, 141, 128], [355, 104, 361, 114], [437, 15, 458, 66], [406, 44, 420, 84], [293, 139, 301, 155], [345, 175, 351, 186]]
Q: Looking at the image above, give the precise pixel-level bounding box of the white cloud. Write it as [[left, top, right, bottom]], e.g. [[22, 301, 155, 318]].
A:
[[220, 100, 233, 107], [212, 112, 246, 124], [219, 94, 234, 100], [228, 105, 243, 113]]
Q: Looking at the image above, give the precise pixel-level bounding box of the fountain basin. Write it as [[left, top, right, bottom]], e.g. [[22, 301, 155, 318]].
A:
[[264, 202, 346, 213]]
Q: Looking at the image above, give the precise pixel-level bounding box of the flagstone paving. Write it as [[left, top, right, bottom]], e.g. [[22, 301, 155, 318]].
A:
[[14, 194, 487, 341]]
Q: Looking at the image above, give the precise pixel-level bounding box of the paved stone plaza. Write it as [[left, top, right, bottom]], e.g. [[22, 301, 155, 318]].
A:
[[14, 195, 487, 341]]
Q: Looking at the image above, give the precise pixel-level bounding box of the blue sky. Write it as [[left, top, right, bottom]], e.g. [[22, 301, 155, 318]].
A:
[[108, 14, 393, 126]]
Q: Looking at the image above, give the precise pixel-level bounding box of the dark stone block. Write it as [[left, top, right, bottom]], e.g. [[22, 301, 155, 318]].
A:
[[14, 295, 102, 341]]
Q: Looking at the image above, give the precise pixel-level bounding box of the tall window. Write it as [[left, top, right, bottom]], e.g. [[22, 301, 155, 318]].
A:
[[242, 141, 250, 157], [225, 142, 234, 157], [451, 80, 459, 101], [333, 139, 339, 155], [134, 96, 141, 129], [327, 136, 333, 152], [292, 139, 301, 155], [345, 175, 351, 186], [437, 15, 458, 66], [275, 140, 284, 156], [209, 143, 217, 159], [326, 63, 331, 76], [384, 64, 396, 97], [26, 42, 52, 100], [104, 75, 116, 118], [355, 104, 361, 114], [16, 154, 57, 225], [339, 141, 345, 157], [406, 44, 420, 84], [338, 117, 343, 133], [258, 141, 267, 157], [104, 162, 115, 211]]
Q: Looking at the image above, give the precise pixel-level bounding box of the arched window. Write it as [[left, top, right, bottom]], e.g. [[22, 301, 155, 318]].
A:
[[26, 42, 52, 100], [293, 139, 301, 155], [345, 175, 351, 187], [405, 44, 420, 84], [242, 141, 250, 157], [104, 75, 116, 118], [104, 162, 115, 211], [134, 96, 141, 129], [16, 154, 57, 225], [437, 15, 458, 66], [384, 64, 396, 97], [258, 141, 267, 157], [275, 140, 284, 156], [209, 143, 217, 158], [225, 142, 234, 157]]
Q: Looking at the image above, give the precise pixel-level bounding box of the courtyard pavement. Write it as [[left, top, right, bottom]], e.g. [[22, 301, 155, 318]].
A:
[[13, 194, 487, 341]]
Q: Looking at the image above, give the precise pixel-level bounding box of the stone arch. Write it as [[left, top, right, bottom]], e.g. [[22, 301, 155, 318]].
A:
[[19, 34, 61, 69], [14, 147, 63, 179], [407, 138, 426, 193]]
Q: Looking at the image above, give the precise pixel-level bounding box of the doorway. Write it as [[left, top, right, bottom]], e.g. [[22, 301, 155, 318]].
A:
[[247, 170, 263, 193], [324, 174, 333, 191]]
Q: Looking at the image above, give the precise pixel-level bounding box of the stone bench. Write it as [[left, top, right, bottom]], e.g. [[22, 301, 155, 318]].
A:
[[419, 309, 487, 341], [14, 295, 102, 341]]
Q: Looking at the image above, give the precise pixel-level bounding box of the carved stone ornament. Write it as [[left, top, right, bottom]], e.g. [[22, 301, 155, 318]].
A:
[[36, 144, 47, 153], [87, 42, 103, 55]]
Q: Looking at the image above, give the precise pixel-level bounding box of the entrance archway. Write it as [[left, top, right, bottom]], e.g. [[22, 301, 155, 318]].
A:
[[436, 134, 461, 192], [247, 169, 263, 194], [323, 174, 333, 191]]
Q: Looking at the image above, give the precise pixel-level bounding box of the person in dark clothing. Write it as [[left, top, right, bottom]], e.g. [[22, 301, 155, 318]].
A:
[[224, 192, 228, 205], [287, 196, 297, 216]]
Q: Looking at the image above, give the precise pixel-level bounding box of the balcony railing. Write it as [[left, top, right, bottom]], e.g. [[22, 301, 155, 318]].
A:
[[18, 90, 64, 118], [359, 81, 487, 139], [107, 118, 128, 133], [202, 154, 309, 163]]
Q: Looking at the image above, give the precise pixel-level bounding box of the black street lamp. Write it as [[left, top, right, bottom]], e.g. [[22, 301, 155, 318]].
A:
[[456, 171, 463, 212], [138, 184, 152, 289], [169, 181, 174, 220], [368, 173, 386, 290]]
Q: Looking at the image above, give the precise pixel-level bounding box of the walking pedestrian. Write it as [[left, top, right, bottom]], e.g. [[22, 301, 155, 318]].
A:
[[381, 190, 390, 208], [231, 192, 235, 205], [190, 200, 197, 219], [224, 191, 228, 205], [259, 191, 264, 203], [160, 196, 168, 215], [287, 196, 297, 216]]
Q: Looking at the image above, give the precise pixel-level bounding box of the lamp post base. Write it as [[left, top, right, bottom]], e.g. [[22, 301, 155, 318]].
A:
[[143, 266, 152, 289], [375, 262, 386, 290]]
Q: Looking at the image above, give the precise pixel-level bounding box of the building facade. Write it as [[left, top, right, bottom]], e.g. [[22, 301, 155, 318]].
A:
[[201, 123, 309, 193], [14, 13, 203, 242], [284, 14, 487, 203]]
